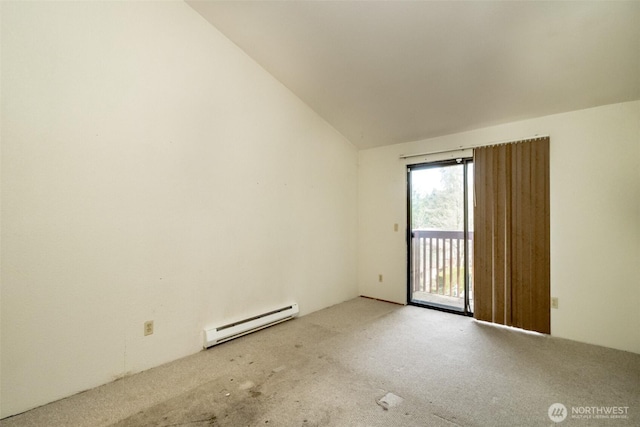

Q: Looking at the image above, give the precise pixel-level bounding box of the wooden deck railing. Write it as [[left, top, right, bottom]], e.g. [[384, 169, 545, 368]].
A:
[[411, 229, 473, 298]]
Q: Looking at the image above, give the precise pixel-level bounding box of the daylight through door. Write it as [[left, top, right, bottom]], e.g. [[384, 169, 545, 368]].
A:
[[408, 160, 474, 314]]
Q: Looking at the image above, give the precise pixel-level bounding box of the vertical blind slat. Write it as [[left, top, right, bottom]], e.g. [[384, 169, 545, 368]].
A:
[[473, 137, 550, 334]]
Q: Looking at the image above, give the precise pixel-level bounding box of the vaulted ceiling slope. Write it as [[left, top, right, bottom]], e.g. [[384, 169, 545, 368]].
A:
[[187, 1, 640, 150]]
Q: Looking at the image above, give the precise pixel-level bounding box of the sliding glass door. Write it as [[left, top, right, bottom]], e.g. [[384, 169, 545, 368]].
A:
[[407, 160, 473, 314]]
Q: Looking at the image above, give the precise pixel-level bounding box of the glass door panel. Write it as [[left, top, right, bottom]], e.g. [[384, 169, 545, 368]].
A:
[[408, 160, 473, 314]]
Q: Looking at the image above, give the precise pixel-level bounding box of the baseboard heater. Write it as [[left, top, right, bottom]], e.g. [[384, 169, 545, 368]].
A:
[[203, 303, 299, 348]]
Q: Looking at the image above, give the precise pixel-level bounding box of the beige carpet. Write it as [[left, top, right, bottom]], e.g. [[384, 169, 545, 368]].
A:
[[2, 297, 639, 426]]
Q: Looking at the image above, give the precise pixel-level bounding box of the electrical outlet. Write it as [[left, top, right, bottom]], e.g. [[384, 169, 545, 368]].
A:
[[551, 298, 559, 309], [378, 274, 383, 282], [144, 320, 154, 336]]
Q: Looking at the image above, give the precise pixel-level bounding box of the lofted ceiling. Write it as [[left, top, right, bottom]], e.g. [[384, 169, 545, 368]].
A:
[[187, 1, 640, 150]]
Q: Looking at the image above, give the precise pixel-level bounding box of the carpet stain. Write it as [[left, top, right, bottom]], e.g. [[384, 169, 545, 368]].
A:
[[238, 380, 255, 390], [432, 412, 463, 426], [110, 375, 265, 427], [270, 365, 286, 376]]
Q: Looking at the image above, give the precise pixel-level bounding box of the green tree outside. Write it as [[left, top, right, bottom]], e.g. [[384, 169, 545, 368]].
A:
[[411, 165, 464, 231]]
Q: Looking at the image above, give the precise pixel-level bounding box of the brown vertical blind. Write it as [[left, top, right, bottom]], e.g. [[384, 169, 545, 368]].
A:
[[473, 137, 550, 334]]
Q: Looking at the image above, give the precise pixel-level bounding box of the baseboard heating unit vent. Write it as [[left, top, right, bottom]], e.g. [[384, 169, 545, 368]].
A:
[[203, 303, 299, 348]]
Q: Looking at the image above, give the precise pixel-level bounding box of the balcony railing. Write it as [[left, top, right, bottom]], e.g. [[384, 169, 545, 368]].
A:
[[411, 229, 474, 299]]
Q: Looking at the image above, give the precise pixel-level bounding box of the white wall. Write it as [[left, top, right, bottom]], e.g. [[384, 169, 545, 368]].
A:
[[359, 101, 640, 354], [0, 1, 358, 418]]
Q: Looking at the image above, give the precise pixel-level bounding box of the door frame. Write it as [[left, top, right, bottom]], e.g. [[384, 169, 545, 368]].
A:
[[406, 158, 474, 316]]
